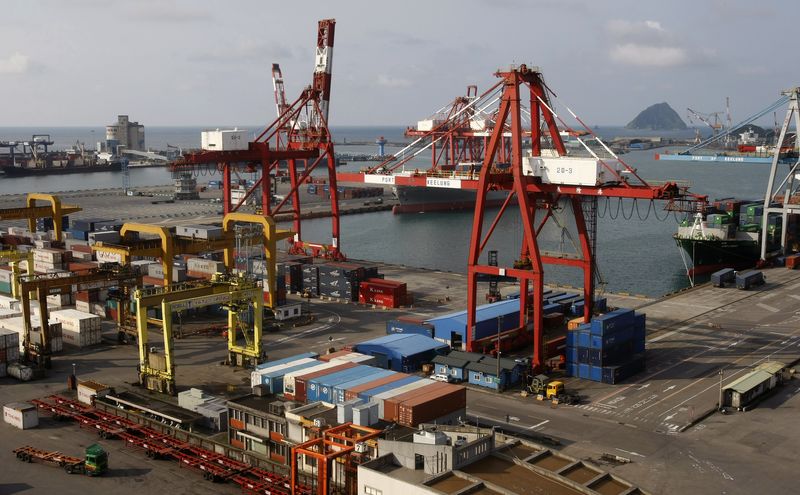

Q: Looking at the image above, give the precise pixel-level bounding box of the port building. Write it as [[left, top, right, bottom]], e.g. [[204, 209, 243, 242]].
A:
[[105, 115, 145, 151]]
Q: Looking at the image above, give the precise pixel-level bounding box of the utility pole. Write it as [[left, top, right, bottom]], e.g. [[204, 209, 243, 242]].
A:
[[496, 316, 503, 391], [718, 369, 725, 411]]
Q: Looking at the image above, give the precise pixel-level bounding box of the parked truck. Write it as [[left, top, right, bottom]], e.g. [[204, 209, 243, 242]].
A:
[[13, 444, 108, 476]]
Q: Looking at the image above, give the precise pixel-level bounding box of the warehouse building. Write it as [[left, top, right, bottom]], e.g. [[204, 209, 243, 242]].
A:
[[354, 334, 448, 372]]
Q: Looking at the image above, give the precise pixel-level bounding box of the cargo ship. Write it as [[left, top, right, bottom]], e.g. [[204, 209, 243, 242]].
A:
[[0, 135, 122, 176], [392, 185, 506, 214], [674, 199, 787, 276]]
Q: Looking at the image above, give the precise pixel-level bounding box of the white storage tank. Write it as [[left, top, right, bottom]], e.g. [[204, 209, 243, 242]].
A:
[[3, 402, 38, 429], [201, 129, 249, 151]]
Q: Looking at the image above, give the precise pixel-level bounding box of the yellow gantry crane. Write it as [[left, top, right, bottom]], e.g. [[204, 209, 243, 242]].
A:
[[91, 213, 293, 394], [134, 273, 263, 394], [0, 193, 82, 242], [18, 265, 141, 369]]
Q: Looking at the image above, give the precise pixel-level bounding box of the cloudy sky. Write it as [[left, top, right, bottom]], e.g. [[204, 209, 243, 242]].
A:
[[0, 0, 793, 127]]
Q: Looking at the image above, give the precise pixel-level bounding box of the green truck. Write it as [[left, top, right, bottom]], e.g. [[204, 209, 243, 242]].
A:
[[13, 444, 108, 476]]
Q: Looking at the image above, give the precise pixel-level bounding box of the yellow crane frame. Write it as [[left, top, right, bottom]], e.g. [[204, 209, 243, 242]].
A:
[[134, 275, 263, 394], [0, 193, 82, 242]]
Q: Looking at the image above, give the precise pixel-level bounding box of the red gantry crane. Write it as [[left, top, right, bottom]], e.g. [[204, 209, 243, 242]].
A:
[[173, 19, 344, 260], [339, 64, 705, 371]]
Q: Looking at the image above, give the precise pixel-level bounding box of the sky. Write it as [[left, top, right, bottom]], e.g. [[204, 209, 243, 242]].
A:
[[0, 0, 794, 128]]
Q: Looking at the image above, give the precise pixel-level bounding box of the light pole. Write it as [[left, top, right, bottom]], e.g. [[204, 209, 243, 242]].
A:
[[718, 369, 725, 411]]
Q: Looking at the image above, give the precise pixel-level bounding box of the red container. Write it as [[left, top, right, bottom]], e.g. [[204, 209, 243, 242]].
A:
[[544, 335, 567, 358], [292, 362, 356, 402], [318, 350, 352, 362], [344, 373, 409, 402], [398, 384, 467, 427], [71, 244, 93, 254], [68, 261, 98, 272], [787, 254, 800, 270], [142, 275, 164, 286], [382, 382, 448, 423], [543, 312, 564, 330]]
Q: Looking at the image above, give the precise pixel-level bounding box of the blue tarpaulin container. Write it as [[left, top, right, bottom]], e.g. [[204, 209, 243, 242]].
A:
[[385, 319, 434, 338], [426, 298, 522, 344], [354, 334, 448, 372]]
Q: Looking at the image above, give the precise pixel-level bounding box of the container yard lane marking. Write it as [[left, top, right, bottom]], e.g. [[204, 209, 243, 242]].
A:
[[756, 302, 780, 313], [615, 448, 645, 458]]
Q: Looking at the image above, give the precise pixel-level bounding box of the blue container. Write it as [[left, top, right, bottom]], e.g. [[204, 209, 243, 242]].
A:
[[577, 347, 589, 364], [549, 293, 580, 305], [601, 353, 646, 384], [578, 363, 591, 379], [577, 329, 591, 348], [590, 309, 636, 336], [566, 347, 578, 364], [633, 337, 646, 354], [565, 331, 576, 347], [593, 297, 608, 312], [543, 303, 562, 315], [589, 340, 634, 366], [589, 365, 603, 382], [711, 268, 735, 287], [358, 375, 420, 400], [570, 300, 585, 316], [591, 326, 635, 349], [566, 363, 577, 377]]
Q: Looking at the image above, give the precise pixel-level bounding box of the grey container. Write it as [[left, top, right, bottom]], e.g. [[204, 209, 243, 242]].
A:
[[711, 268, 735, 287], [735, 270, 765, 290]]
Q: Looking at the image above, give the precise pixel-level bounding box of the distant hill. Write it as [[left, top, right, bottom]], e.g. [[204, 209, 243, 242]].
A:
[[626, 102, 687, 130]]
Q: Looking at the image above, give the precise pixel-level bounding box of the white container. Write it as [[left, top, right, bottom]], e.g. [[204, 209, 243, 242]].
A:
[[46, 293, 73, 308], [0, 269, 12, 283], [523, 156, 623, 186], [0, 309, 21, 320], [50, 309, 102, 332], [76, 300, 91, 313], [249, 357, 318, 388], [34, 259, 64, 273], [6, 363, 34, 382], [77, 381, 111, 405], [201, 129, 249, 151], [187, 258, 226, 274], [32, 248, 63, 263], [416, 119, 444, 132], [0, 295, 20, 311], [282, 361, 342, 396], [176, 225, 224, 240], [3, 402, 38, 429]]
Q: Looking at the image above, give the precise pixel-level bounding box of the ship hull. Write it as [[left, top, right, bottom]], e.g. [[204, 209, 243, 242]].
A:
[[392, 185, 506, 214], [674, 236, 761, 276], [0, 162, 123, 177]]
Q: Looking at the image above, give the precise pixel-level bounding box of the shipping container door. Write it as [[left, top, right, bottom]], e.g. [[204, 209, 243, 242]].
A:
[[372, 352, 389, 369]]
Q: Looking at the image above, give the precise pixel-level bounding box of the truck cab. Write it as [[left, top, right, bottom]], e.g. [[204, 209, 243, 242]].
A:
[[83, 444, 108, 476], [545, 381, 564, 399]]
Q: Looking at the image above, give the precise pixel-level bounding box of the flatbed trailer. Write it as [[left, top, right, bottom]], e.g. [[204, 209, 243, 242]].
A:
[[12, 445, 107, 475]]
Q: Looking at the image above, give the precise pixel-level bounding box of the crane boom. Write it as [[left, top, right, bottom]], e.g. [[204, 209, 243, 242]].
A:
[[272, 63, 289, 119]]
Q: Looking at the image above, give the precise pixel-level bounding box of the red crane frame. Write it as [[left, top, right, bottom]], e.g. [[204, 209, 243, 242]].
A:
[[173, 19, 345, 260]]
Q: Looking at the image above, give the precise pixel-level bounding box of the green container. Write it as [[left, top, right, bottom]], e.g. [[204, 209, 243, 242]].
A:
[[0, 281, 11, 294], [740, 224, 761, 232]]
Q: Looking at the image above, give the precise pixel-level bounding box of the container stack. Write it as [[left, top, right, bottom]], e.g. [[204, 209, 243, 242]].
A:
[[565, 308, 646, 384], [32, 247, 68, 273], [49, 309, 103, 348], [250, 352, 466, 427], [186, 258, 226, 279], [76, 289, 107, 317], [302, 265, 319, 295], [317, 262, 378, 301], [0, 316, 63, 354], [0, 327, 21, 377]]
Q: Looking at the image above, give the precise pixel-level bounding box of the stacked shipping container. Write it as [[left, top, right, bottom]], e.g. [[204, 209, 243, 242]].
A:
[[566, 308, 646, 384]]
